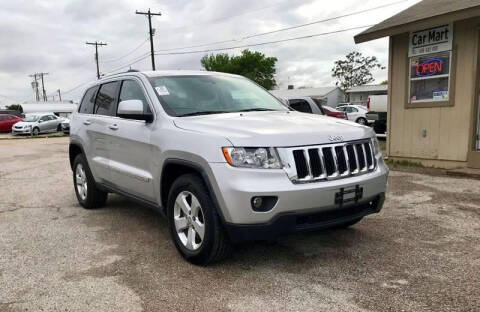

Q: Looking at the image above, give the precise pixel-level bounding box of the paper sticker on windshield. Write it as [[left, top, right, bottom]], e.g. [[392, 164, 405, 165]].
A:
[[155, 86, 169, 96]]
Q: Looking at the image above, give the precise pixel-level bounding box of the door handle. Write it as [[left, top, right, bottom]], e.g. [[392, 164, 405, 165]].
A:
[[83, 120, 91, 125], [109, 124, 119, 131]]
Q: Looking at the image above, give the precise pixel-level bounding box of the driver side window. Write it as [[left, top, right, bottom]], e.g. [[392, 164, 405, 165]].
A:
[[118, 80, 151, 115], [40, 116, 49, 122]]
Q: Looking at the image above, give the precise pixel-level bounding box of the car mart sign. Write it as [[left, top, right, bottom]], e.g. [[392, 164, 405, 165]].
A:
[[409, 25, 452, 57]]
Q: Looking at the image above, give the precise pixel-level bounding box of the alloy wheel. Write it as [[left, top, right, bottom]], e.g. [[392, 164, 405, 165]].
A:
[[75, 164, 88, 201], [173, 191, 205, 251]]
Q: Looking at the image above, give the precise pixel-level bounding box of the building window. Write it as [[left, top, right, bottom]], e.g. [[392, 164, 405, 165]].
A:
[[409, 51, 451, 103]]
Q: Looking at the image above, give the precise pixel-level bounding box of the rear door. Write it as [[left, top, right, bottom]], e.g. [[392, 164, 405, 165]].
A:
[[0, 115, 6, 131], [90, 81, 121, 184], [107, 79, 156, 201]]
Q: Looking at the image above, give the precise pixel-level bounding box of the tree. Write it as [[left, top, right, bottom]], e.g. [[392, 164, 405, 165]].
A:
[[201, 50, 278, 90], [380, 80, 388, 85], [332, 51, 385, 92], [6, 104, 23, 113]]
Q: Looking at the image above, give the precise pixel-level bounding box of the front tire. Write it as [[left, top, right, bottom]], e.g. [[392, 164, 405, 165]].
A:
[[32, 127, 40, 136], [73, 154, 108, 209], [167, 174, 232, 265]]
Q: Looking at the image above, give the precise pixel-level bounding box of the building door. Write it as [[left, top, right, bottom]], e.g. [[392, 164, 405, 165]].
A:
[[477, 96, 480, 150]]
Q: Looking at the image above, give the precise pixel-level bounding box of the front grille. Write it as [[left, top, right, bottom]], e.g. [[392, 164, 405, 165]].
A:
[[285, 140, 376, 183]]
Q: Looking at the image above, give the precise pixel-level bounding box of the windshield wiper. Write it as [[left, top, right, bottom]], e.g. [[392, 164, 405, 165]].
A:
[[235, 108, 278, 112], [177, 111, 230, 117]]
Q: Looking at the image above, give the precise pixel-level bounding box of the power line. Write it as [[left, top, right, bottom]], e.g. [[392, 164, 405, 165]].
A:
[[100, 38, 149, 64], [155, 0, 409, 53], [154, 25, 373, 56], [86, 41, 107, 79], [164, 1, 287, 33], [136, 9, 162, 70], [102, 53, 151, 76], [242, 0, 409, 40]]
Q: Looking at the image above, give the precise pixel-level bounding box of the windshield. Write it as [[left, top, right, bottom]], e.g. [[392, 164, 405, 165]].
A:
[[22, 115, 39, 122], [149, 75, 288, 117]]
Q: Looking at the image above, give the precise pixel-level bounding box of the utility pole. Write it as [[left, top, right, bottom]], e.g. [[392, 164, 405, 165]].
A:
[[86, 41, 107, 79], [29, 74, 40, 102], [136, 9, 161, 71], [39, 72, 48, 101], [57, 89, 62, 101]]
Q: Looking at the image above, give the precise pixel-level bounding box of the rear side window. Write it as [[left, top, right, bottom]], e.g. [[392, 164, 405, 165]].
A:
[[118, 80, 151, 114], [0, 115, 5, 121], [8, 115, 15, 120], [95, 81, 119, 116], [95, 82, 120, 116], [288, 99, 313, 114], [79, 86, 99, 114]]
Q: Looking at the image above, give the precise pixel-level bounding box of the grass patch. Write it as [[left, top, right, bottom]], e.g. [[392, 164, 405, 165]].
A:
[[385, 159, 424, 168]]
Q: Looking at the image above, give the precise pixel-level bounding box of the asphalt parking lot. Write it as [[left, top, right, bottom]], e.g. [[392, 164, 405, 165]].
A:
[[1, 137, 479, 312]]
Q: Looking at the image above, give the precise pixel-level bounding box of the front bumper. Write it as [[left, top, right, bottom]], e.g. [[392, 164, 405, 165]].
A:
[[12, 128, 32, 134], [208, 157, 388, 226], [225, 193, 385, 242]]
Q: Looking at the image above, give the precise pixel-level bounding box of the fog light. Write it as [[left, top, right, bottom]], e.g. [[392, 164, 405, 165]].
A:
[[250, 196, 278, 212], [252, 197, 263, 209]]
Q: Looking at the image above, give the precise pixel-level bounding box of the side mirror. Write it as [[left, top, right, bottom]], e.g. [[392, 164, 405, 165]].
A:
[[38, 120, 43, 123], [117, 100, 153, 123]]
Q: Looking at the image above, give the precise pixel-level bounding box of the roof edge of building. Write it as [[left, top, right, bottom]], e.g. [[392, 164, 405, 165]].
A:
[[354, 5, 480, 44]]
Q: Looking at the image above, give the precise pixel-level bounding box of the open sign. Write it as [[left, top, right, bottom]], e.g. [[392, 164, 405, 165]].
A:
[[416, 58, 444, 77]]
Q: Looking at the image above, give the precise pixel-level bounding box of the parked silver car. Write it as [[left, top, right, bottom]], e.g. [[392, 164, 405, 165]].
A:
[[12, 113, 64, 135], [69, 71, 388, 265]]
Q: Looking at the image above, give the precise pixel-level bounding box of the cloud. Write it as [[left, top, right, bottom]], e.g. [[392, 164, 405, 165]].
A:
[[0, 0, 420, 103]]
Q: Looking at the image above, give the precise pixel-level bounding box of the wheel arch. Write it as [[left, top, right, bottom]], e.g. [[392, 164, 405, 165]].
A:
[[69, 142, 85, 170], [160, 159, 227, 223]]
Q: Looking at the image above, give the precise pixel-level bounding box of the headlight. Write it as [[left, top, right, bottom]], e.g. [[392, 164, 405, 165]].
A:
[[222, 147, 282, 169], [371, 137, 380, 155]]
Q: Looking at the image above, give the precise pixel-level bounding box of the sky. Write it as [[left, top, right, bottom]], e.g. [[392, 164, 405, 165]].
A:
[[0, 0, 421, 105]]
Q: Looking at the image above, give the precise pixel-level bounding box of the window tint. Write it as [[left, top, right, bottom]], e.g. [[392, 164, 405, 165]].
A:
[[40, 116, 49, 121], [8, 115, 15, 120], [95, 82, 120, 116], [0, 115, 5, 121], [79, 86, 99, 114], [288, 99, 313, 114], [118, 80, 151, 114]]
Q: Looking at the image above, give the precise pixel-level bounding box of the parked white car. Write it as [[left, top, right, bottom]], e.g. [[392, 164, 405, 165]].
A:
[[12, 112, 64, 135], [336, 105, 369, 125]]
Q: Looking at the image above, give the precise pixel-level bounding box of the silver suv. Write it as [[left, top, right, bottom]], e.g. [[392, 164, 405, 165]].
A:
[[69, 70, 388, 265]]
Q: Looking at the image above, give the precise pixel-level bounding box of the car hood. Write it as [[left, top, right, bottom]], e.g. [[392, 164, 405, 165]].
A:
[[13, 121, 35, 127], [173, 111, 373, 147]]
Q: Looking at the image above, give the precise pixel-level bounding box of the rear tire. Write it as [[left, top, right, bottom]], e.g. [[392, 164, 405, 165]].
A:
[[73, 154, 108, 209], [167, 174, 232, 265], [356, 117, 367, 125], [57, 124, 62, 131]]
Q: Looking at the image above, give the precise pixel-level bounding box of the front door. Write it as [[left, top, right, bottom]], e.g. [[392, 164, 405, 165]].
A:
[[107, 79, 155, 201]]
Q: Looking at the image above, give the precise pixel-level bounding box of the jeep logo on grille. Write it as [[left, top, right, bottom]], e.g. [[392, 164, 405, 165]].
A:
[[328, 135, 344, 142]]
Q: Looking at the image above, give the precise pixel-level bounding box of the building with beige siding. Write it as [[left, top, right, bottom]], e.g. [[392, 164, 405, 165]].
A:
[[355, 0, 480, 169]]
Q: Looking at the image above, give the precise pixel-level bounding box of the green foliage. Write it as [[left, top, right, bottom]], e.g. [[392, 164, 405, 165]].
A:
[[201, 50, 278, 90], [332, 51, 385, 91], [5, 104, 23, 113]]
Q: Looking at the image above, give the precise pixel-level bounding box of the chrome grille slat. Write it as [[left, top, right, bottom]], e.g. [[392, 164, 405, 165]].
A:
[[342, 146, 350, 176], [285, 140, 377, 183], [361, 144, 368, 172]]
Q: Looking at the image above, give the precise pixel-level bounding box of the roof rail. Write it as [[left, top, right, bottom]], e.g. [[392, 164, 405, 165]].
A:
[[100, 69, 142, 78]]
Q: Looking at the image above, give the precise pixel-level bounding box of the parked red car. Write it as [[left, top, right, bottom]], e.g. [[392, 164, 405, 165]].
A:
[[0, 114, 24, 132], [322, 106, 347, 119]]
